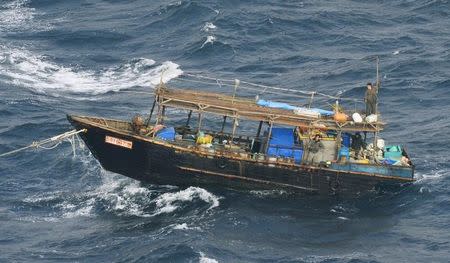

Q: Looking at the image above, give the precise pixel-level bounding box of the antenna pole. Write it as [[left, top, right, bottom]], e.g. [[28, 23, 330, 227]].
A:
[[232, 79, 240, 104], [376, 56, 380, 88]]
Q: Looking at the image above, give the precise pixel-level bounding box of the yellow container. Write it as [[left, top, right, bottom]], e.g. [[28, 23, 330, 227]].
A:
[[354, 159, 370, 164], [196, 134, 213, 144]]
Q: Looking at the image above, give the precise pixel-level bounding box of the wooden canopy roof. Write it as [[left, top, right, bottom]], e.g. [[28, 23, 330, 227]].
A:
[[156, 86, 384, 132]]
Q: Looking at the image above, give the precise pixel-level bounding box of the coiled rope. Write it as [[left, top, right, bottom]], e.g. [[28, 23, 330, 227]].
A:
[[0, 129, 87, 158]]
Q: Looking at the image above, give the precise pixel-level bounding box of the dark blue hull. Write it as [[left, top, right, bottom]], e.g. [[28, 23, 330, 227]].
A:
[[68, 115, 415, 195]]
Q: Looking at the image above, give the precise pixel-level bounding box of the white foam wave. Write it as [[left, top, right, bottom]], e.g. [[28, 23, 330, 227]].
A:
[[330, 204, 358, 218], [414, 169, 449, 183], [200, 36, 216, 48], [202, 22, 217, 32], [22, 172, 155, 219], [199, 252, 219, 263], [22, 172, 219, 220], [61, 199, 94, 218], [172, 222, 201, 231], [249, 189, 288, 197], [0, 0, 51, 32], [0, 45, 183, 95], [154, 186, 220, 215], [23, 191, 62, 203], [89, 174, 154, 217]]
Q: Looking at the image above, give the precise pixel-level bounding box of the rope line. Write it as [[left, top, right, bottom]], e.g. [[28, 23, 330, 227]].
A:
[[180, 73, 363, 102], [0, 129, 87, 158]]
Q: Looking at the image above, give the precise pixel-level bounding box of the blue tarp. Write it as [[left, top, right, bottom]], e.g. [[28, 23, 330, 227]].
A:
[[257, 99, 334, 116], [384, 145, 403, 159], [342, 133, 351, 147], [156, 127, 175, 141], [267, 127, 303, 164], [257, 99, 297, 111]]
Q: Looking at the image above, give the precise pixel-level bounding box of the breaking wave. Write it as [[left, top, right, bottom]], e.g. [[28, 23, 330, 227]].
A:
[[0, 45, 182, 95], [202, 22, 217, 32], [154, 186, 220, 215], [201, 35, 216, 49], [171, 222, 201, 231], [21, 171, 220, 221], [199, 252, 219, 263]]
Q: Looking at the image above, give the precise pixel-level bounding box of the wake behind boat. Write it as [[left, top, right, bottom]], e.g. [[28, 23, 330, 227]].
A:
[[68, 68, 415, 195]]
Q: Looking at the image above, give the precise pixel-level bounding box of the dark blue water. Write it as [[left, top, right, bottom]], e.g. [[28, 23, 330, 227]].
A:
[[1, 0, 450, 262]]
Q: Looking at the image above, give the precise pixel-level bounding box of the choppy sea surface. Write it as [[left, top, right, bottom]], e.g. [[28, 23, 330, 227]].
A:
[[1, 0, 449, 262]]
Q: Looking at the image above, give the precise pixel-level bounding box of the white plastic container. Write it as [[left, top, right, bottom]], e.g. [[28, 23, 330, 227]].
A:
[[377, 138, 385, 149], [293, 108, 320, 118], [365, 114, 378, 123], [352, 112, 363, 123]]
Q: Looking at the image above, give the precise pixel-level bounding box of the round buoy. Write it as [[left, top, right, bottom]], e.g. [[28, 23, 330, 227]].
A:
[[334, 112, 348, 123]]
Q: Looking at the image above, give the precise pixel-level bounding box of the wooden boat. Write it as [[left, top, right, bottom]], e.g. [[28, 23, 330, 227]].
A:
[[68, 74, 415, 195]]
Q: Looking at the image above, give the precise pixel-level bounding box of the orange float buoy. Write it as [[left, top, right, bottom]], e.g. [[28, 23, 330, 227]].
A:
[[334, 112, 348, 123]]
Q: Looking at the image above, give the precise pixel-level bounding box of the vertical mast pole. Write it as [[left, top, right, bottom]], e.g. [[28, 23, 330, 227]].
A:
[[154, 71, 166, 128], [256, 121, 263, 138], [232, 79, 240, 104], [198, 111, 203, 132], [231, 114, 238, 144], [308, 92, 315, 108], [376, 56, 380, 88], [185, 110, 193, 127], [145, 98, 157, 127], [374, 56, 380, 159]]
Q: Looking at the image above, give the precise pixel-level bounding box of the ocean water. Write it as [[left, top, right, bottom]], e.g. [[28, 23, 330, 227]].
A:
[[1, 0, 450, 262]]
